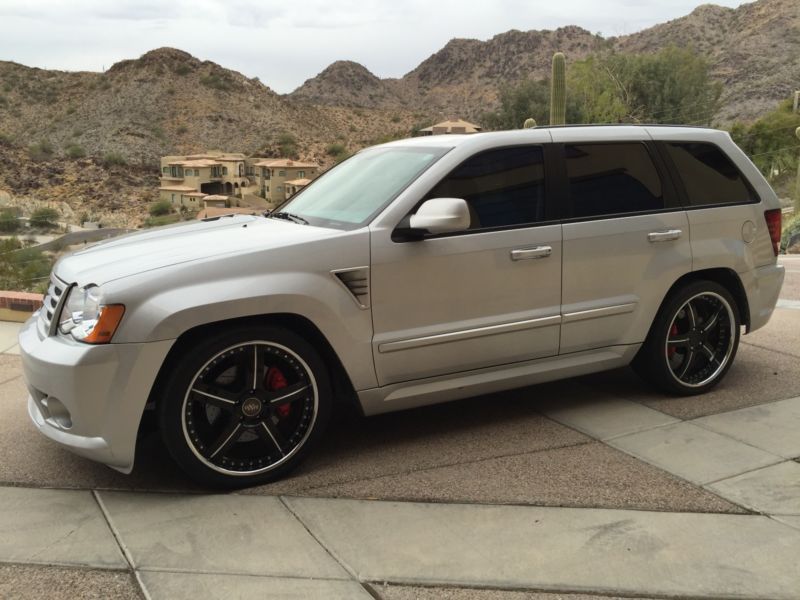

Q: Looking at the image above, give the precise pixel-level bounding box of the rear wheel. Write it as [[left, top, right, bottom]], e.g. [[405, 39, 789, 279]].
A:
[[158, 325, 331, 487], [633, 281, 740, 395]]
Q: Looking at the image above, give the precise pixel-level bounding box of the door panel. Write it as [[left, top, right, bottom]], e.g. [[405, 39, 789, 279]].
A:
[[371, 225, 562, 385], [561, 212, 691, 353], [556, 139, 691, 354]]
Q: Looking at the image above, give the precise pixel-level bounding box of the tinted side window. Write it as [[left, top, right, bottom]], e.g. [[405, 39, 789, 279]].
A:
[[566, 143, 664, 218], [427, 146, 545, 229], [665, 142, 755, 206]]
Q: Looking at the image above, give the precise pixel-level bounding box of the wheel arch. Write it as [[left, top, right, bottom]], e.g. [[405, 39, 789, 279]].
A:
[[658, 268, 750, 331], [139, 313, 361, 439]]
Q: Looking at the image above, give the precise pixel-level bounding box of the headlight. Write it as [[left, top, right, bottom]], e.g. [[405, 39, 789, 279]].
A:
[[59, 285, 125, 344]]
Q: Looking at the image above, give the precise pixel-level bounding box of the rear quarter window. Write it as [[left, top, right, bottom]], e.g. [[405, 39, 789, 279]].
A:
[[664, 142, 756, 207]]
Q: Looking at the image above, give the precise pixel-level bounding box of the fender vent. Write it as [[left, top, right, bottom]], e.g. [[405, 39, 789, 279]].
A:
[[333, 267, 370, 309]]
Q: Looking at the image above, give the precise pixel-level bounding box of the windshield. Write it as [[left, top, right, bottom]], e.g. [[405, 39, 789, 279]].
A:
[[274, 145, 449, 229]]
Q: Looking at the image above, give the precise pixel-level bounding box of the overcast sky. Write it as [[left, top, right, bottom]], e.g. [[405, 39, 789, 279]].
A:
[[0, 0, 748, 93]]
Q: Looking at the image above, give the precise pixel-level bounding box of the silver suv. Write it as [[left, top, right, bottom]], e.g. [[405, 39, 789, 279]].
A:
[[20, 126, 785, 486]]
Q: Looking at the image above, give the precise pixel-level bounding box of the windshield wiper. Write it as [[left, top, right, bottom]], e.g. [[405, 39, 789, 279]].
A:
[[268, 211, 309, 225]]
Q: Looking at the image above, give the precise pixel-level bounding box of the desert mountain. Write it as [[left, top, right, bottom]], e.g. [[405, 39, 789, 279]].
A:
[[0, 0, 797, 227], [0, 48, 407, 166], [616, 0, 800, 121], [292, 0, 799, 122]]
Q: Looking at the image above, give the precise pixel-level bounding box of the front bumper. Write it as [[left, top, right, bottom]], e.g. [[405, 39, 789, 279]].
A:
[[19, 314, 174, 473]]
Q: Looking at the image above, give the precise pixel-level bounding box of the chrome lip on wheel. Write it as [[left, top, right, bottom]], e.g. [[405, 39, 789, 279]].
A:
[[664, 292, 736, 388], [181, 341, 318, 476]]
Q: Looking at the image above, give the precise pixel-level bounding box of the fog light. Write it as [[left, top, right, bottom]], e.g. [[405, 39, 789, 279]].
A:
[[41, 396, 72, 429]]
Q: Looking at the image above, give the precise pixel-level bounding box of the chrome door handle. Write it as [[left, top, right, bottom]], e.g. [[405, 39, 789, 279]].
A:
[[647, 229, 682, 243], [510, 246, 552, 261]]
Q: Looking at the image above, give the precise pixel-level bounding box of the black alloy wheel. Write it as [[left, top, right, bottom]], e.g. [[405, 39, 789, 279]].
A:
[[159, 325, 331, 487], [633, 281, 740, 395]]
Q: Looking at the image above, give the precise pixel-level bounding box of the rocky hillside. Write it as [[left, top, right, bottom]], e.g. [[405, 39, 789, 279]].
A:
[[617, 0, 800, 122], [290, 61, 405, 109], [293, 26, 604, 119], [0, 141, 158, 228], [0, 48, 409, 165], [0, 0, 797, 227], [292, 0, 799, 123], [0, 49, 418, 226]]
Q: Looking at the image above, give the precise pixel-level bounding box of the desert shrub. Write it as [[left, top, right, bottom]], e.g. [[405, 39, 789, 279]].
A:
[[326, 143, 347, 157], [28, 140, 54, 162], [29, 207, 60, 229], [149, 200, 172, 217], [144, 213, 182, 228], [0, 95, 7, 107], [0, 209, 20, 232], [176, 125, 188, 134], [782, 214, 800, 253], [174, 64, 191, 76], [0, 237, 54, 293], [65, 143, 86, 159], [277, 133, 298, 158], [103, 152, 127, 167], [200, 73, 232, 91]]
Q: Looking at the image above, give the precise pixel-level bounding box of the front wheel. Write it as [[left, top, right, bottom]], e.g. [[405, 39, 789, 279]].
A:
[[633, 281, 740, 396], [158, 325, 331, 487]]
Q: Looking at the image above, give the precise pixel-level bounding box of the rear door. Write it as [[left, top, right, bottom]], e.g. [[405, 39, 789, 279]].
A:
[[552, 130, 692, 354]]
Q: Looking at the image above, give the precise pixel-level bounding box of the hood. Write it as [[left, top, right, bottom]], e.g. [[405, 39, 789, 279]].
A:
[[55, 214, 338, 286]]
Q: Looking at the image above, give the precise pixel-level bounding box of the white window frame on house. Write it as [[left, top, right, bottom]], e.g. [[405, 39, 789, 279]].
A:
[[278, 170, 286, 177], [298, 171, 305, 177]]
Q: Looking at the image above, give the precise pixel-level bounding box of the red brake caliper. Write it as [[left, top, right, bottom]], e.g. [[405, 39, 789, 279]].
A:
[[265, 367, 291, 418], [668, 323, 678, 358]]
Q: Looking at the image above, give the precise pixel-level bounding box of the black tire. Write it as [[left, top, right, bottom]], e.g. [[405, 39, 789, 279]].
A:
[[158, 324, 332, 488], [632, 280, 741, 396]]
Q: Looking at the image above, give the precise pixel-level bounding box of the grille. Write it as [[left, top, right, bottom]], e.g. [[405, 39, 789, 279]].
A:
[[333, 267, 370, 309], [39, 274, 68, 334]]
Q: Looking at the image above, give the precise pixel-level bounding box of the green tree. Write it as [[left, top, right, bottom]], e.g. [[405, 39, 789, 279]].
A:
[[567, 55, 628, 123], [482, 79, 582, 130], [601, 46, 721, 124], [729, 99, 800, 179]]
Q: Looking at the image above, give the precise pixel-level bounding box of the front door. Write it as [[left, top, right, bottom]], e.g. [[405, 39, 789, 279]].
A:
[[370, 145, 562, 386]]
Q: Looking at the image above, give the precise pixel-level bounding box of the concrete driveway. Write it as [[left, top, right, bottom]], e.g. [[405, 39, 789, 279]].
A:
[[1, 256, 799, 599]]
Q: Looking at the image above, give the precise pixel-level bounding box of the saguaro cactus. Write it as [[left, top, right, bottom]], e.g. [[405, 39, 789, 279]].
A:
[[550, 52, 566, 126], [523, 118, 537, 129]]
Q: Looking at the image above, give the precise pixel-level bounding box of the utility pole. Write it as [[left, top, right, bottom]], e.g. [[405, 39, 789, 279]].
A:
[[794, 90, 799, 114]]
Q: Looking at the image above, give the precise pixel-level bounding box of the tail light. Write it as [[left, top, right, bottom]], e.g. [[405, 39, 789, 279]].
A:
[[764, 209, 781, 256]]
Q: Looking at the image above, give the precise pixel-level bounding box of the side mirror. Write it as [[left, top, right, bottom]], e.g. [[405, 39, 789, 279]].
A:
[[408, 198, 471, 236]]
